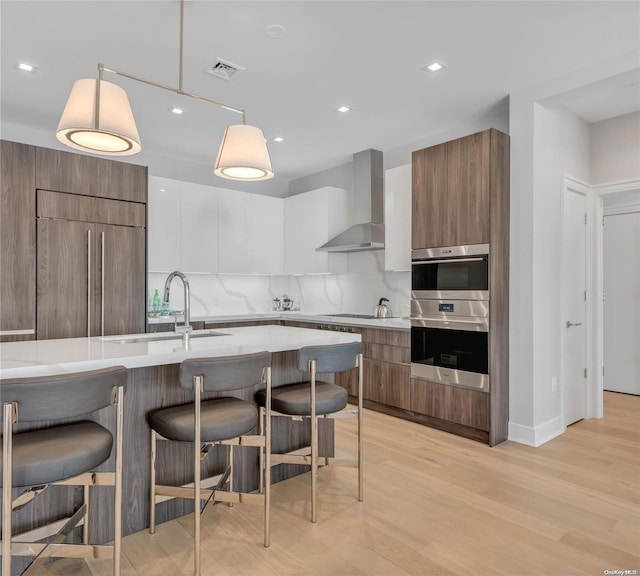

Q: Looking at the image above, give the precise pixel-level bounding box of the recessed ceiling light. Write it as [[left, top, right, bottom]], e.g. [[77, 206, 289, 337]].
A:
[[265, 24, 287, 39], [17, 61, 36, 72], [337, 106, 351, 113], [273, 137, 284, 142], [159, 188, 166, 192], [170, 107, 184, 115], [425, 61, 447, 72]]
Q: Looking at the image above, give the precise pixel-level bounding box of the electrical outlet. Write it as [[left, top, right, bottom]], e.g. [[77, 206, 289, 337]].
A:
[[551, 376, 558, 393]]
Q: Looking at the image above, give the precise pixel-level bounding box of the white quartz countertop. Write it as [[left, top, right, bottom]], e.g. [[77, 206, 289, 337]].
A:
[[148, 312, 410, 331], [0, 325, 361, 379]]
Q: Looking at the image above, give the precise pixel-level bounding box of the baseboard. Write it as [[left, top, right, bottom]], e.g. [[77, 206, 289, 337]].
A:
[[508, 415, 565, 447]]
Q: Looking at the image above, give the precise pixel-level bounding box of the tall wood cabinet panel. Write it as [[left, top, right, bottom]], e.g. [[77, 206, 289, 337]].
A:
[[446, 130, 491, 246], [0, 141, 36, 342], [101, 223, 146, 336], [411, 128, 509, 445], [36, 212, 146, 339], [412, 129, 494, 249], [412, 144, 448, 250], [35, 147, 147, 203], [37, 218, 92, 339]]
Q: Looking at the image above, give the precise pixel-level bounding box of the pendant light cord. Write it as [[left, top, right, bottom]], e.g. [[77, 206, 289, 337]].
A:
[[96, 0, 247, 125]]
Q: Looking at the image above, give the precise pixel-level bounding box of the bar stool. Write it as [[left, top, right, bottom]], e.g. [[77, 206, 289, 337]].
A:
[[1, 366, 126, 576], [147, 351, 272, 576], [256, 342, 363, 523]]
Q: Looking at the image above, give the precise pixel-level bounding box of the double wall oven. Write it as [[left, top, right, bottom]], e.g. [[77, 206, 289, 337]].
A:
[[411, 244, 490, 392]]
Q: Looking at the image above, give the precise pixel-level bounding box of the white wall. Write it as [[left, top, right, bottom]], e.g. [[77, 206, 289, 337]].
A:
[[508, 52, 638, 446], [591, 111, 640, 185]]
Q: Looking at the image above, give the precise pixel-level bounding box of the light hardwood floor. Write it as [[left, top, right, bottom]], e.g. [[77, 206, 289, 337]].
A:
[[22, 392, 640, 576]]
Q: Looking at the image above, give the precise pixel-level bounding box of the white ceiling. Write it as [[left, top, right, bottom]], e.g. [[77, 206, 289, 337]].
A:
[[1, 1, 639, 196]]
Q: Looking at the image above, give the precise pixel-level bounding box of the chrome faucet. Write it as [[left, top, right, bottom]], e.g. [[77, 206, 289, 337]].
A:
[[164, 271, 192, 335]]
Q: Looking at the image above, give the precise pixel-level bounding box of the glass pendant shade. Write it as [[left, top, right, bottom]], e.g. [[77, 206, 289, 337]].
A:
[[214, 124, 273, 181], [56, 79, 141, 156]]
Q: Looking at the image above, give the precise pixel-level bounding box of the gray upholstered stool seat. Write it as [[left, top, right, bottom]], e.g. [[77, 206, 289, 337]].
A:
[[1, 365, 127, 576], [1, 421, 113, 488], [256, 382, 347, 416], [148, 397, 258, 443]]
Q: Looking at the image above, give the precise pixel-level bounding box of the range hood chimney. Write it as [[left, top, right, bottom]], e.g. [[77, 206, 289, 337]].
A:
[[317, 149, 384, 253]]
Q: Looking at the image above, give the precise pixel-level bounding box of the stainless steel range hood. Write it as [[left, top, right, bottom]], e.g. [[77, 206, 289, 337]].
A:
[[317, 149, 385, 253]]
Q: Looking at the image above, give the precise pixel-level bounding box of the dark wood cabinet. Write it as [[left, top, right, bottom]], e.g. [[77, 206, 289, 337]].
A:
[[36, 217, 146, 339], [0, 141, 36, 342], [35, 146, 147, 203], [410, 377, 489, 431], [1, 140, 148, 341], [411, 128, 509, 445], [412, 143, 448, 249], [412, 129, 499, 249], [36, 189, 146, 339]]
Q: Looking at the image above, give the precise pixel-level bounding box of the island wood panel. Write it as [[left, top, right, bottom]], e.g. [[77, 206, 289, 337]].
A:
[[35, 146, 147, 203], [37, 189, 146, 228], [446, 130, 491, 246], [412, 144, 448, 249], [488, 128, 510, 446], [410, 377, 489, 431], [3, 351, 334, 543], [0, 141, 36, 341]]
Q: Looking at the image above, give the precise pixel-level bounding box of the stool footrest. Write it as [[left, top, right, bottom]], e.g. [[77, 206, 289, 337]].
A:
[[10, 542, 113, 559], [155, 485, 214, 502], [54, 472, 115, 487], [213, 491, 264, 506]]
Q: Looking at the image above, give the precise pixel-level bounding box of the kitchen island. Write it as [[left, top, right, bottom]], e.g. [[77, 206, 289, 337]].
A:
[[0, 325, 360, 543]]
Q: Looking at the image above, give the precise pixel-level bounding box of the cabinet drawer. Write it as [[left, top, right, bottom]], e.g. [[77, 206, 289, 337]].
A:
[[410, 377, 489, 431], [362, 342, 409, 364], [360, 327, 409, 347], [38, 190, 145, 228]]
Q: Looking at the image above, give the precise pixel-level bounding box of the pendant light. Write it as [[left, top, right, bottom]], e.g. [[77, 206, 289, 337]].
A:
[[56, 78, 141, 155], [56, 0, 273, 180]]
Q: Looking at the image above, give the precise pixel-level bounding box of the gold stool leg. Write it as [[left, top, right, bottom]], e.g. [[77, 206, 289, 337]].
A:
[[264, 367, 272, 547], [2, 403, 15, 576], [193, 375, 203, 576], [83, 485, 90, 544], [149, 429, 157, 534], [228, 445, 234, 508], [113, 386, 124, 576], [310, 360, 318, 523]]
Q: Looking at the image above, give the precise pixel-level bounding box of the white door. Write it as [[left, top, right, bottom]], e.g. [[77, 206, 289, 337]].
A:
[[603, 210, 640, 395], [563, 188, 588, 425]]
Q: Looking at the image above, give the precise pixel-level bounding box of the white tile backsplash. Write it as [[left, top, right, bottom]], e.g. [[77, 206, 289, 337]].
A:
[[148, 251, 410, 318]]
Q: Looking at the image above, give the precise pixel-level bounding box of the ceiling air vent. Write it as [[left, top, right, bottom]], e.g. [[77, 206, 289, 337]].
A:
[[204, 58, 245, 81]]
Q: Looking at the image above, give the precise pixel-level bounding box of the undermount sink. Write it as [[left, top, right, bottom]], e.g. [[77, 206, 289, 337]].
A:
[[101, 330, 228, 344]]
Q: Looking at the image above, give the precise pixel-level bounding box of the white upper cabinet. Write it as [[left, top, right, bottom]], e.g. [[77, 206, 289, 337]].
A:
[[148, 176, 181, 272], [180, 182, 218, 274], [284, 187, 348, 275], [384, 164, 411, 271], [217, 189, 284, 275], [251, 194, 284, 275], [217, 189, 251, 274]]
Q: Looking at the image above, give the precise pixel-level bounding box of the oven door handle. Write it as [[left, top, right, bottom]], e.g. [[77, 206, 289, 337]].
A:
[[412, 257, 485, 266], [411, 317, 489, 332]]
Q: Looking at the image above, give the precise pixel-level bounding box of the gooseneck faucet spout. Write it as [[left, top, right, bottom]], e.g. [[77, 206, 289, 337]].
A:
[[164, 271, 191, 334]]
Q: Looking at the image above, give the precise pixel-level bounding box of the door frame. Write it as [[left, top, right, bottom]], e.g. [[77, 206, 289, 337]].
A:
[[561, 177, 593, 425], [592, 178, 640, 412]]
